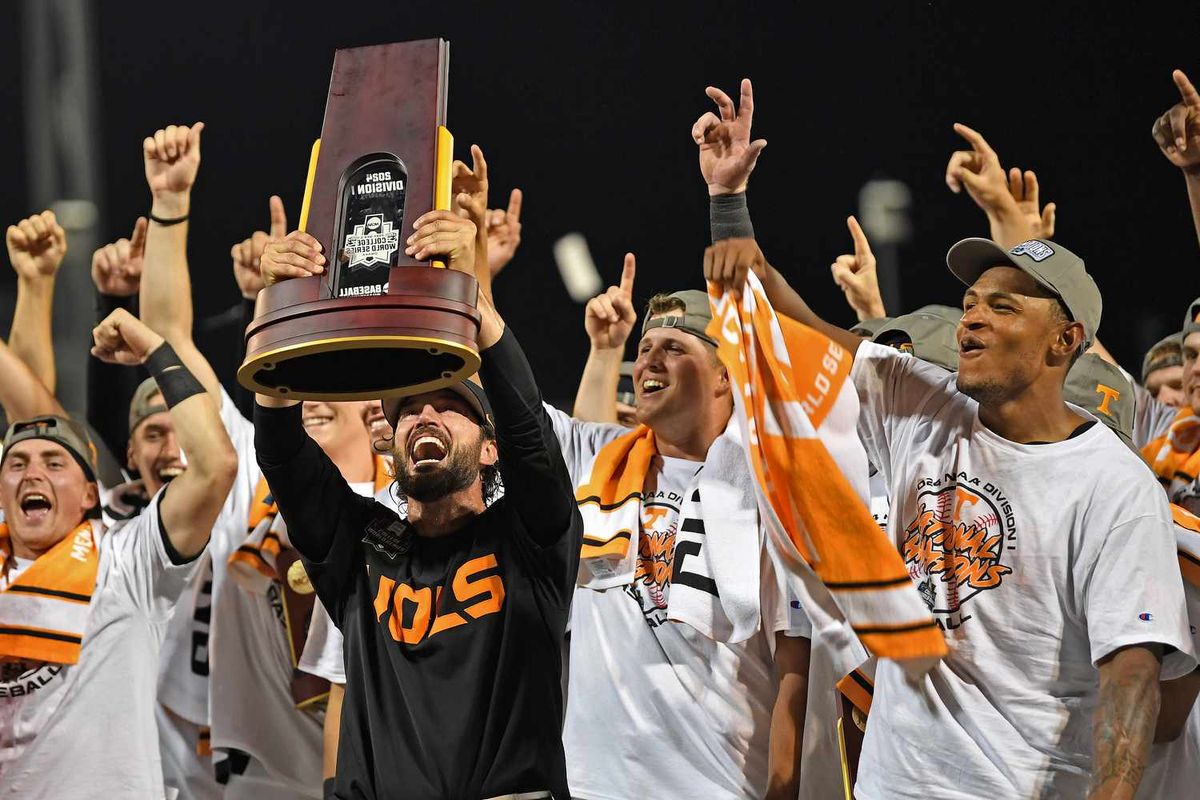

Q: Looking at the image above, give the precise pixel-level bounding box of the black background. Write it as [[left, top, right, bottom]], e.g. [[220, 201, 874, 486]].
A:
[[1, 1, 1199, 408]]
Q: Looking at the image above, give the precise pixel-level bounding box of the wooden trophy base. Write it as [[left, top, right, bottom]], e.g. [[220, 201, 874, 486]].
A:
[[238, 266, 480, 401]]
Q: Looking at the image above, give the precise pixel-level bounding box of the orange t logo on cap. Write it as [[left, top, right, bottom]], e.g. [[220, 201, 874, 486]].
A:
[[1095, 384, 1120, 417]]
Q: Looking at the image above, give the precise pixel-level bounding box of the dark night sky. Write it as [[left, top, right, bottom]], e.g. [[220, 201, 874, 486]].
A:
[[1, 1, 1199, 408]]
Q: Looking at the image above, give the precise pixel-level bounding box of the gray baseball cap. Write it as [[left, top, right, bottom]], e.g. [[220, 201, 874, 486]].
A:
[[129, 376, 168, 436], [2, 415, 98, 482], [382, 378, 494, 431], [641, 289, 717, 346], [1142, 334, 1183, 384], [872, 304, 961, 372], [946, 238, 1102, 346], [1063, 353, 1137, 455], [850, 317, 894, 338], [1179, 297, 1200, 347]]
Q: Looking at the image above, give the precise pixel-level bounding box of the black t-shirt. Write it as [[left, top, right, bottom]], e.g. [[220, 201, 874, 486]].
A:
[[255, 329, 581, 800]]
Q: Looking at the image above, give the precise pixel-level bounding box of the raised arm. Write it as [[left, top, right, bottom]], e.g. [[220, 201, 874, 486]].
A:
[[692, 77, 863, 354], [573, 253, 636, 423], [945, 123, 1052, 249], [6, 210, 67, 393], [1088, 644, 1162, 799], [451, 144, 495, 302], [1151, 69, 1200, 249], [91, 307, 236, 558], [0, 337, 63, 420], [137, 121, 224, 403], [486, 188, 523, 280]]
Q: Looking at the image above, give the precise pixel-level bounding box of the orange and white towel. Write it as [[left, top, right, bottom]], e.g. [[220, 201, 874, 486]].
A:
[[707, 272, 946, 664], [0, 520, 100, 664], [229, 456, 392, 591], [1144, 408, 1200, 503]]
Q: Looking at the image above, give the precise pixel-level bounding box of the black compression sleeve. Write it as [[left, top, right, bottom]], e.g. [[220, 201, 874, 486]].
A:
[[710, 193, 756, 242]]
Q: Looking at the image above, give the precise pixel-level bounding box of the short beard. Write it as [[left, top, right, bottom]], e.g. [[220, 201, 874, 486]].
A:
[[394, 433, 483, 504], [955, 374, 1009, 406]]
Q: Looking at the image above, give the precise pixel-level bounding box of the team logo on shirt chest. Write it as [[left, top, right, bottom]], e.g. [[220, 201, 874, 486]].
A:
[[372, 554, 505, 645], [902, 473, 1018, 630]]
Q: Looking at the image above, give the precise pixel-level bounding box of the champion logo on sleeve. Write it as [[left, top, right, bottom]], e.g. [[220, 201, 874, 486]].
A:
[[1138, 612, 1154, 622]]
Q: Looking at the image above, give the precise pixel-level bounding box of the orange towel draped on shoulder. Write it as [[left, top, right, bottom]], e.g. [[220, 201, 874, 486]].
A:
[[0, 520, 99, 664], [707, 273, 946, 664]]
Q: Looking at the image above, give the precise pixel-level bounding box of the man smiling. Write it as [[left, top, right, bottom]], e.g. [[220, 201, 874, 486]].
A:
[[705, 229, 1196, 798], [253, 207, 580, 800], [0, 308, 236, 798]]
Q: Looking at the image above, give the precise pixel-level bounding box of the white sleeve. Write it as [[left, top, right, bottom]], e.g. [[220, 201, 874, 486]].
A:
[[206, 389, 262, 563], [540, 402, 628, 485], [108, 487, 199, 622], [849, 341, 955, 486], [1079, 504, 1198, 680], [299, 598, 346, 684], [761, 536, 813, 639]]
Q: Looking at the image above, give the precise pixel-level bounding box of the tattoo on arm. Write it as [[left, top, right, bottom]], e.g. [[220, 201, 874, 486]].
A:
[[1089, 645, 1162, 799]]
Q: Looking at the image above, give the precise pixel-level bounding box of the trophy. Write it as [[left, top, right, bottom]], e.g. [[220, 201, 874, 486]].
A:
[[238, 39, 481, 401]]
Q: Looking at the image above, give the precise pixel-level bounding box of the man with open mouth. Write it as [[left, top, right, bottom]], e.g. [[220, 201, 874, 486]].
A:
[[705, 218, 1195, 798], [252, 200, 580, 800], [0, 307, 236, 798]]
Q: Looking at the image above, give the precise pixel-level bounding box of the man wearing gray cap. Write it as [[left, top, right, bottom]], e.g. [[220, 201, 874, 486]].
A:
[[556, 261, 814, 800], [0, 307, 235, 797], [705, 231, 1195, 799]]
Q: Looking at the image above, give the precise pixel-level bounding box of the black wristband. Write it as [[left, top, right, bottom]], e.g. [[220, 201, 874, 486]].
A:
[[149, 212, 189, 226], [145, 342, 205, 407]]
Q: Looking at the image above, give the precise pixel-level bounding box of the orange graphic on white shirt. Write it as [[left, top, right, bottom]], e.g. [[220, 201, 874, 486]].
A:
[[902, 483, 1013, 620], [635, 506, 676, 609]]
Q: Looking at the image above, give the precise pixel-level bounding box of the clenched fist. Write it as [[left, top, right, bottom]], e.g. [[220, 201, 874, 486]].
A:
[[703, 237, 768, 293], [7, 210, 67, 281], [143, 122, 204, 208], [91, 307, 165, 366]]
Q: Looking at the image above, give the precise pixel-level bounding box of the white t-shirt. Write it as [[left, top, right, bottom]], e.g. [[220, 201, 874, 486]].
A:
[[158, 389, 260, 728], [851, 341, 1196, 799], [1137, 580, 1200, 800], [296, 480, 383, 685], [0, 490, 196, 799], [545, 405, 810, 800]]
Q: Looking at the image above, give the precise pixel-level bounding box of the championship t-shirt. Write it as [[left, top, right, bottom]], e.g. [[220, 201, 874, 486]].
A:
[[0, 491, 196, 799], [544, 405, 811, 800], [851, 341, 1196, 799]]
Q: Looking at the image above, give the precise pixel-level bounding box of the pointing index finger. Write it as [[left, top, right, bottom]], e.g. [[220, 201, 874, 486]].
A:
[[619, 252, 636, 294], [1175, 69, 1200, 110], [847, 215, 872, 258], [269, 195, 288, 239], [506, 188, 523, 222], [130, 217, 148, 255], [953, 122, 996, 159]]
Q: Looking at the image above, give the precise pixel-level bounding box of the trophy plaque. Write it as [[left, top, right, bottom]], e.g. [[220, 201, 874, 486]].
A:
[[238, 39, 481, 401]]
